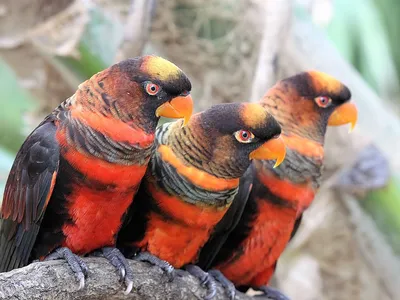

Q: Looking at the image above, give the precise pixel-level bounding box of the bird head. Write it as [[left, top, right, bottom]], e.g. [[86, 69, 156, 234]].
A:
[[260, 71, 357, 142], [169, 102, 286, 179], [79, 55, 193, 132]]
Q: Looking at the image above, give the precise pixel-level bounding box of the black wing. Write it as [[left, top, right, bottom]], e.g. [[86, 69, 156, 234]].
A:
[[197, 166, 254, 270], [0, 120, 60, 272], [289, 213, 303, 241]]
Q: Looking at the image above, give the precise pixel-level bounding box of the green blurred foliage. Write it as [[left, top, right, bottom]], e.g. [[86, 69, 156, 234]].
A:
[[0, 59, 37, 153], [361, 177, 400, 255], [374, 0, 400, 83], [326, 0, 400, 98], [0, 147, 14, 201], [47, 4, 124, 86]]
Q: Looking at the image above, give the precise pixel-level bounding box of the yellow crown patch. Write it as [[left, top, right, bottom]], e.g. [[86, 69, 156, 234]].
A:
[[143, 56, 182, 81], [241, 103, 270, 128], [308, 70, 343, 94]]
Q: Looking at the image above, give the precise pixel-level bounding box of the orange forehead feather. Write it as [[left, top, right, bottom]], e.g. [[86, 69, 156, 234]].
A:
[[141, 56, 181, 81], [308, 70, 343, 94], [240, 103, 270, 128]]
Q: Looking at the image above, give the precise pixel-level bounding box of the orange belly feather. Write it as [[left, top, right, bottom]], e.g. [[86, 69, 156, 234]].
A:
[[217, 171, 316, 286], [257, 170, 315, 216], [55, 125, 151, 254], [137, 183, 230, 268], [216, 200, 297, 286], [62, 185, 135, 253]]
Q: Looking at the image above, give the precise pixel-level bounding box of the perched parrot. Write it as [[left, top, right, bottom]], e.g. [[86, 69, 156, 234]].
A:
[[197, 71, 358, 299], [0, 55, 194, 293], [117, 102, 286, 299]]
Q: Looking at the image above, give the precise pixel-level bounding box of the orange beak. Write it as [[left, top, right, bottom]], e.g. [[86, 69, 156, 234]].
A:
[[249, 136, 286, 168], [156, 94, 194, 125], [328, 102, 358, 132]]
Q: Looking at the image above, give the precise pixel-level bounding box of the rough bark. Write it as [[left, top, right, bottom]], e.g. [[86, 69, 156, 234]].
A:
[[0, 257, 269, 300]]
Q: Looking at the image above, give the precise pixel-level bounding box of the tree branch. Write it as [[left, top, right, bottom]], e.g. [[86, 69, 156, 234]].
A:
[[0, 257, 268, 300]]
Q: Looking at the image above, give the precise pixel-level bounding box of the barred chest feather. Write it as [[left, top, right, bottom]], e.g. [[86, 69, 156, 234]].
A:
[[151, 122, 239, 208]]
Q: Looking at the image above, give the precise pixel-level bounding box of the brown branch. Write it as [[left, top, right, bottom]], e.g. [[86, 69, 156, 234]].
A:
[[0, 257, 267, 300]]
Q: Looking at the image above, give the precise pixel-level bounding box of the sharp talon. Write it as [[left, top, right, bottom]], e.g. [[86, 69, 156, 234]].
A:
[[124, 280, 133, 295], [204, 281, 217, 299], [166, 264, 174, 275], [124, 265, 134, 293], [185, 265, 217, 300], [209, 269, 236, 300], [204, 282, 217, 300], [101, 247, 133, 293], [77, 257, 89, 277], [78, 275, 85, 290], [257, 286, 290, 300], [165, 266, 176, 282], [201, 276, 210, 285], [44, 247, 88, 290], [120, 266, 126, 280], [135, 251, 176, 280]]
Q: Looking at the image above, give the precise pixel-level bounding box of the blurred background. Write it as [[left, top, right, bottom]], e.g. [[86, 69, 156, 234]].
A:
[[0, 0, 399, 299]]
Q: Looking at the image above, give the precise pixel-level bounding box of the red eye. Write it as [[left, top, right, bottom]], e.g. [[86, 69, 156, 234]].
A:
[[234, 130, 254, 143], [145, 83, 160, 96], [315, 96, 332, 108]]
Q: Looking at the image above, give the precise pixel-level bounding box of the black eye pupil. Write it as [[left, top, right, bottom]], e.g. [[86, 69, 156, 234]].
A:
[[242, 132, 248, 138], [151, 86, 156, 91], [321, 98, 326, 103]]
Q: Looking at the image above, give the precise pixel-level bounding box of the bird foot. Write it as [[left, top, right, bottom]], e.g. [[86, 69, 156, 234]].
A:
[[185, 264, 217, 300], [174, 268, 189, 277], [208, 269, 236, 300], [134, 251, 176, 281], [100, 247, 133, 295], [44, 247, 88, 290], [255, 285, 290, 300]]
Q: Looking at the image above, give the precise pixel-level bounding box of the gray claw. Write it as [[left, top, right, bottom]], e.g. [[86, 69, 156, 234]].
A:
[[120, 266, 126, 279], [257, 286, 290, 300], [124, 281, 134, 295], [101, 247, 133, 294], [135, 251, 176, 281], [185, 265, 217, 300], [209, 269, 236, 300], [77, 273, 85, 290], [44, 247, 88, 290]]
